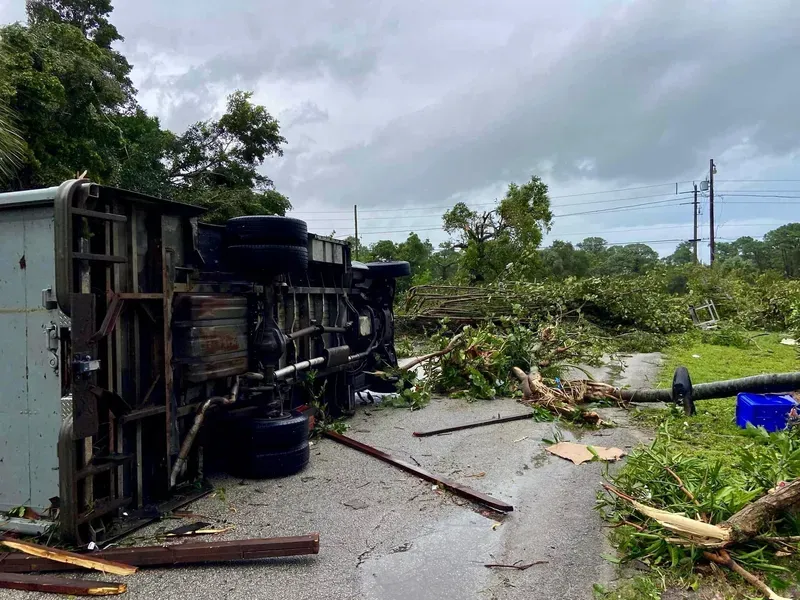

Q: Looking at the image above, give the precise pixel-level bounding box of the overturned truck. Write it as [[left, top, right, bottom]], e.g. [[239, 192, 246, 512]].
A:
[[0, 180, 409, 542]]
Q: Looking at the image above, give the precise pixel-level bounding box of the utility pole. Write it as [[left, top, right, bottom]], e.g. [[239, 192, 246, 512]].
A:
[[709, 159, 716, 264], [692, 183, 699, 263], [353, 204, 359, 260]]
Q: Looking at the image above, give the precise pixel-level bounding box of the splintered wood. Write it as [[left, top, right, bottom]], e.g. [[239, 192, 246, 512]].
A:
[[511, 367, 609, 423], [0, 538, 137, 576]]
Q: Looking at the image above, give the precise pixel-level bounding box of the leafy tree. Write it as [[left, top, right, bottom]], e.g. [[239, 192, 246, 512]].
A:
[[0, 20, 131, 189], [2, 2, 291, 222], [539, 240, 590, 278], [164, 91, 289, 222], [765, 224, 800, 278], [665, 241, 695, 266], [578, 236, 607, 255], [599, 243, 659, 276], [442, 176, 552, 282], [0, 98, 23, 182]]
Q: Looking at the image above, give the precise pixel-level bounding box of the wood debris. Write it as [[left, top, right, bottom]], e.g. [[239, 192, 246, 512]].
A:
[[0, 572, 126, 596], [0, 538, 136, 576], [0, 534, 321, 573]]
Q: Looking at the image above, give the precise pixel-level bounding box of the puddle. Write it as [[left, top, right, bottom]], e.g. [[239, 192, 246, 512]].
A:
[[360, 510, 502, 600]]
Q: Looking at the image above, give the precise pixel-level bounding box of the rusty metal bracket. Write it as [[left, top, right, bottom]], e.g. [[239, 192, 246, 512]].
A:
[[324, 431, 513, 512], [413, 413, 533, 437], [89, 294, 125, 344]]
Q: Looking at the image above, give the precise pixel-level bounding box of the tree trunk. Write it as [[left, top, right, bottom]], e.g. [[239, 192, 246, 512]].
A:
[[722, 479, 800, 542]]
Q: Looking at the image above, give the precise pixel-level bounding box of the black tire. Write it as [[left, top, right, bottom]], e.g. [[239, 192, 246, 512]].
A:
[[229, 442, 310, 479], [226, 244, 308, 274], [227, 410, 310, 453], [365, 260, 411, 278], [226, 216, 308, 246]]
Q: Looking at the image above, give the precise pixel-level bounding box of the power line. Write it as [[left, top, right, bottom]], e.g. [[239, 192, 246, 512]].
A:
[[289, 182, 695, 216]]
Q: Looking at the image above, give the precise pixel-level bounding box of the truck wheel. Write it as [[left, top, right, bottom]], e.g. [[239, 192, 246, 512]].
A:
[[226, 216, 308, 246], [226, 410, 310, 453], [230, 442, 310, 479], [226, 244, 308, 274], [365, 260, 411, 277]]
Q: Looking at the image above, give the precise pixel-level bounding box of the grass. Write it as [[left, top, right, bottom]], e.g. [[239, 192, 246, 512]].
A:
[[633, 332, 797, 465], [597, 331, 799, 600]]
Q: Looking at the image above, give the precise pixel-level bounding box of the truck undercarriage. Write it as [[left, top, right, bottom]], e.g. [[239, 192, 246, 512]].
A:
[[0, 179, 408, 543]]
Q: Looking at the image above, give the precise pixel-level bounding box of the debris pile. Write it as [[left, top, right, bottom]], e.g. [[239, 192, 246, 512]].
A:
[[0, 531, 320, 596]]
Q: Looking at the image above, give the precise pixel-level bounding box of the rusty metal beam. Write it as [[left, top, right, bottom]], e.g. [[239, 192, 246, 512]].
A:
[[324, 432, 513, 512], [0, 573, 126, 596], [413, 413, 532, 437], [0, 535, 320, 573]]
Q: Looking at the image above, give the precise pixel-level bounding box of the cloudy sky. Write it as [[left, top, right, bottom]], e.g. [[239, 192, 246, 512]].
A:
[[2, 0, 800, 258]]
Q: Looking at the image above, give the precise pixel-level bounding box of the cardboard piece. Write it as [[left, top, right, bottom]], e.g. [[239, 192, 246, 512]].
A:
[[546, 441, 626, 465]]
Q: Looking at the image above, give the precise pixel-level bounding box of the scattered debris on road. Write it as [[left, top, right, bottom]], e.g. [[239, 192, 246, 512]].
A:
[[546, 442, 626, 465], [165, 522, 233, 537], [324, 431, 513, 512], [484, 560, 548, 571], [0, 534, 320, 573], [412, 412, 533, 437], [0, 572, 126, 596]]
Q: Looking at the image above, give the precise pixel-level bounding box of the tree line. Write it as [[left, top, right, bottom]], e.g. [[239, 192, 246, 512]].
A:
[[352, 176, 800, 288]]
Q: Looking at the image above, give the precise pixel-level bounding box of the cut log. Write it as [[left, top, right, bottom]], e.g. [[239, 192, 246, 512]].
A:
[[0, 538, 137, 576], [0, 572, 126, 596]]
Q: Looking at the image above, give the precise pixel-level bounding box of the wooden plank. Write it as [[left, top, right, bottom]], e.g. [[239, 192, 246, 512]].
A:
[[324, 432, 514, 512], [71, 207, 128, 223], [0, 535, 320, 573], [0, 572, 126, 596], [413, 413, 533, 437], [0, 538, 137, 576]]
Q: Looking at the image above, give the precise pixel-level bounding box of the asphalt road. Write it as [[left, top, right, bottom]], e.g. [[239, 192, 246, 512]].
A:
[[5, 353, 662, 600]]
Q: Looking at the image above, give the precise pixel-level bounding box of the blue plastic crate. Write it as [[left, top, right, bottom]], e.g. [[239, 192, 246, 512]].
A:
[[735, 393, 797, 432]]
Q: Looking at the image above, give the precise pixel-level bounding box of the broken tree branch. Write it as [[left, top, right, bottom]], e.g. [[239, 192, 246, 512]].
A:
[[703, 550, 790, 600], [664, 466, 700, 506], [604, 478, 800, 549], [401, 332, 464, 372], [0, 538, 136, 576], [484, 560, 548, 570]]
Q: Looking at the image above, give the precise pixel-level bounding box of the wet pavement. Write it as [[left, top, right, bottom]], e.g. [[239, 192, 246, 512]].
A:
[[5, 353, 662, 600]]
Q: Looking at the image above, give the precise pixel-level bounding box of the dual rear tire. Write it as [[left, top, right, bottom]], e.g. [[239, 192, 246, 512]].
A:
[[222, 410, 311, 479], [225, 216, 309, 274]]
